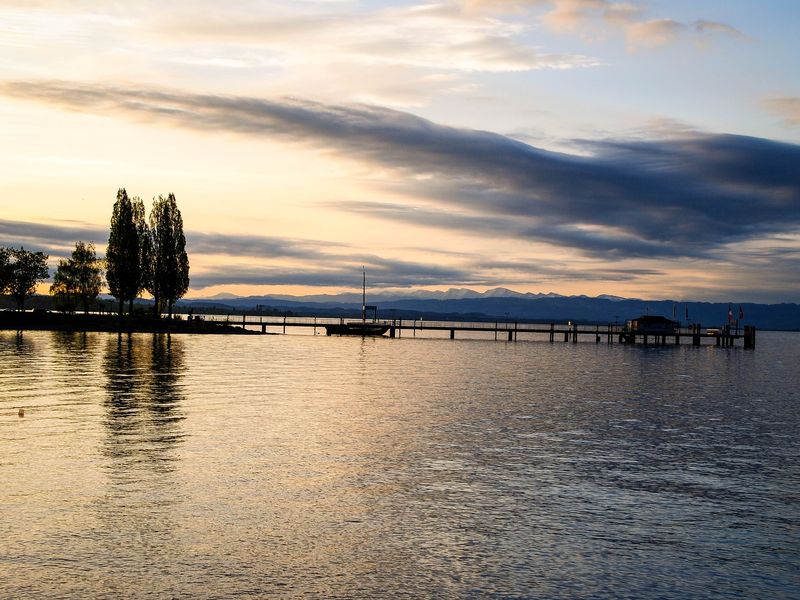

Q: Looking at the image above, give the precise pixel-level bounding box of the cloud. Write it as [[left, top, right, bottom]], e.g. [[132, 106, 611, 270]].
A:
[[0, 1, 601, 110], [0, 216, 501, 289], [3, 80, 799, 268], [0, 216, 354, 263], [151, 1, 600, 75], [625, 18, 684, 48], [153, 3, 598, 73], [1, 215, 672, 291], [188, 232, 347, 261], [464, 0, 744, 49], [332, 200, 696, 259], [764, 97, 800, 127], [0, 218, 106, 257], [154, 251, 504, 290]]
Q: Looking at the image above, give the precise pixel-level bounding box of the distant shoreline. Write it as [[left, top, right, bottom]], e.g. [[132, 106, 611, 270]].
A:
[[0, 311, 259, 335]]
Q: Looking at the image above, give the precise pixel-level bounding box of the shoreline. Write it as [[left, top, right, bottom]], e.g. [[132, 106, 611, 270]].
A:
[[0, 311, 259, 335]]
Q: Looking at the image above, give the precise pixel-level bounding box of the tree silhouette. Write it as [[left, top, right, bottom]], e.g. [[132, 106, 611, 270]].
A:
[[130, 196, 149, 313], [107, 189, 147, 317], [7, 247, 49, 310], [0, 247, 11, 295], [50, 241, 103, 313], [147, 193, 189, 318]]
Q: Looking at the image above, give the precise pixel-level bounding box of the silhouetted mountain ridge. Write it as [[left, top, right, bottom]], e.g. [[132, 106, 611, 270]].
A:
[[177, 289, 800, 330]]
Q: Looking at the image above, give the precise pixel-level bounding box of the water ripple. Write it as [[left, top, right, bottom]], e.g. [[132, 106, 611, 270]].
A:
[[1, 331, 798, 598]]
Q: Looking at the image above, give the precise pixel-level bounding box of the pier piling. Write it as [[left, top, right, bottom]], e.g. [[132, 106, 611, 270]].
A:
[[744, 326, 756, 349]]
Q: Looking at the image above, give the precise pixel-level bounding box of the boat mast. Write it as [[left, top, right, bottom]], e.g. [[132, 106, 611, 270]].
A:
[[362, 267, 366, 323]]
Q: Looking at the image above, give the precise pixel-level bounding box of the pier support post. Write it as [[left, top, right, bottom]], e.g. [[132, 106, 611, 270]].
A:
[[550, 323, 555, 343], [390, 321, 396, 338], [693, 324, 701, 346], [572, 323, 578, 344], [507, 330, 513, 342], [450, 329, 455, 340], [744, 326, 756, 349], [262, 324, 266, 334]]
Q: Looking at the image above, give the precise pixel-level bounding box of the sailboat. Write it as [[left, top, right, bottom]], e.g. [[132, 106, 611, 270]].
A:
[[325, 269, 390, 336]]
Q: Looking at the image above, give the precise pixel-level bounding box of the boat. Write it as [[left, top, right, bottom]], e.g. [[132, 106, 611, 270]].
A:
[[325, 269, 389, 337], [325, 321, 389, 336]]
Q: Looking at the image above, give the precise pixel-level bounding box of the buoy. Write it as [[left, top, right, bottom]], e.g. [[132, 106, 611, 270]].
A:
[[18, 408, 24, 417]]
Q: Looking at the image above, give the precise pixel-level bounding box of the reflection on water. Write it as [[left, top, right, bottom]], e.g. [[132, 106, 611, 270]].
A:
[[1, 331, 798, 598], [102, 333, 186, 473], [92, 334, 187, 596]]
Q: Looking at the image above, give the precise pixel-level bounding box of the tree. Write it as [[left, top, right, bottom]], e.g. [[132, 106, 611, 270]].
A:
[[147, 193, 189, 318], [131, 196, 149, 314], [107, 188, 147, 316], [7, 247, 49, 311], [0, 247, 11, 295], [50, 241, 103, 313], [50, 259, 76, 313]]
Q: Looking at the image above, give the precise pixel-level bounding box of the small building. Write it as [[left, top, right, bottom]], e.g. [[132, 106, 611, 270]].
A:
[[625, 315, 678, 334]]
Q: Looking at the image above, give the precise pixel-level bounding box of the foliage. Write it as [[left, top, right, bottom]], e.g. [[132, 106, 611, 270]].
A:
[[50, 241, 103, 313], [6, 247, 49, 310], [131, 196, 149, 312], [0, 246, 10, 294], [106, 188, 148, 315], [147, 193, 189, 318]]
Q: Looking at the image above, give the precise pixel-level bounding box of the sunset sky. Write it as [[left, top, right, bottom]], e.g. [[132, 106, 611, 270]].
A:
[[1, 0, 799, 302]]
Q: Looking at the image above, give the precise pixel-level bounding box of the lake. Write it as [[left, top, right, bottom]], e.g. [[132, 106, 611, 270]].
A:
[[1, 330, 798, 598]]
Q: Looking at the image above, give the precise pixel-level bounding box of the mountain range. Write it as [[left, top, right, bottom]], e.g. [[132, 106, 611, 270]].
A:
[[180, 288, 800, 330]]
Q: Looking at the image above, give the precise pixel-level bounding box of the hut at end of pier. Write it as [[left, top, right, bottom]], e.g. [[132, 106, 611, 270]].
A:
[[625, 315, 678, 334]]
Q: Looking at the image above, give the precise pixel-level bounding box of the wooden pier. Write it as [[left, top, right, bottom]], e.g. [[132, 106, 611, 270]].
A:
[[202, 314, 756, 348]]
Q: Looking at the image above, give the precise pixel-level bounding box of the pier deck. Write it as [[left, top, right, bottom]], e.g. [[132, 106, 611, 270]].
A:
[[203, 314, 756, 348]]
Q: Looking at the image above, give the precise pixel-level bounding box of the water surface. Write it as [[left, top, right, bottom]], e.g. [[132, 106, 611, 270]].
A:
[[1, 331, 798, 598]]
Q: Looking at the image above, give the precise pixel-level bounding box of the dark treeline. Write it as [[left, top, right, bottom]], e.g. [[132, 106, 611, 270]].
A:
[[1, 188, 189, 318]]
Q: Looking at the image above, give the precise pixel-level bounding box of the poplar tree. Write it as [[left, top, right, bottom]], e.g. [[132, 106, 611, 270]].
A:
[[147, 193, 189, 318], [130, 196, 149, 313], [50, 241, 103, 313], [107, 189, 146, 316]]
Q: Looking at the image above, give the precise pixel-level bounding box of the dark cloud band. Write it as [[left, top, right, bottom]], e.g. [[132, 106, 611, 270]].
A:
[[4, 80, 797, 260]]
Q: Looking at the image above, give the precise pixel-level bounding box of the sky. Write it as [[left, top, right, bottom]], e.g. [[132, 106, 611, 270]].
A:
[[1, 0, 799, 303]]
